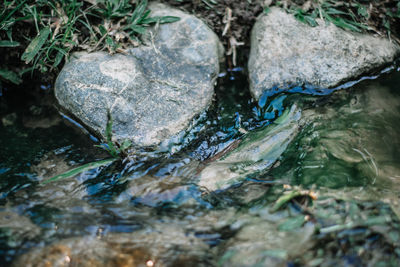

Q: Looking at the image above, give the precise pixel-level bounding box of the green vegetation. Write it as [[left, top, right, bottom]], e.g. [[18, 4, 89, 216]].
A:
[[43, 111, 131, 184], [173, 0, 219, 9], [1, 0, 399, 87], [168, 0, 399, 68], [95, 110, 132, 158], [41, 158, 114, 184], [0, 0, 179, 86], [171, 0, 399, 40], [267, 0, 400, 40]]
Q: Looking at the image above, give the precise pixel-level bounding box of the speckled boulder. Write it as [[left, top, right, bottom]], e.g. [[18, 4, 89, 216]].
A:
[[55, 3, 223, 147], [249, 7, 400, 99]]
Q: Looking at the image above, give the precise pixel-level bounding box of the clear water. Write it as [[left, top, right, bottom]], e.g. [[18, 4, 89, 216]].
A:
[[1, 69, 400, 266]]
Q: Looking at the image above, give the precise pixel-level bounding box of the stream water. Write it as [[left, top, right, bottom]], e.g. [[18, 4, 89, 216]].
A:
[[0, 67, 400, 266]]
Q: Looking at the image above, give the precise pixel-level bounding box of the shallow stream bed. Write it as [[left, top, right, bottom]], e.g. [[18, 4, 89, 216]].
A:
[[1, 68, 400, 266]]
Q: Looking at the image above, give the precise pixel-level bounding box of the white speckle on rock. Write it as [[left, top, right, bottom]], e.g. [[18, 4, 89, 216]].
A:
[[99, 57, 136, 84]]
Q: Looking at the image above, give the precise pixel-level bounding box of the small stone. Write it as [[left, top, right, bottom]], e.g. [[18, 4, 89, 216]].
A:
[[2, 113, 17, 127]]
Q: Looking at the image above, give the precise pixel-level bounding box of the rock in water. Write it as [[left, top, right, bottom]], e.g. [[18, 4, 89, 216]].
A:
[[219, 217, 315, 267], [198, 104, 302, 191], [248, 7, 400, 99], [12, 223, 212, 267], [55, 3, 223, 147]]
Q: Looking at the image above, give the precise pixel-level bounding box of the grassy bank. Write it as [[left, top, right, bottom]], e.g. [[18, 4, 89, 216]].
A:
[[0, 0, 178, 87], [1, 0, 399, 87]]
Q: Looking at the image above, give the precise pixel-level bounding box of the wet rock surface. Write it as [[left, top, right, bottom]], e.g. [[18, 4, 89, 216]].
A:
[[55, 3, 223, 147], [12, 223, 213, 267], [219, 219, 315, 267], [3, 69, 400, 266], [248, 7, 400, 99], [0, 211, 41, 240], [198, 104, 302, 191], [277, 81, 400, 190], [116, 175, 198, 207], [270, 78, 400, 220], [30, 152, 73, 181]]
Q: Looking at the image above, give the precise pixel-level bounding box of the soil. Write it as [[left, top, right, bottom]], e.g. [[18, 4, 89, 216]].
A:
[[161, 0, 264, 68]]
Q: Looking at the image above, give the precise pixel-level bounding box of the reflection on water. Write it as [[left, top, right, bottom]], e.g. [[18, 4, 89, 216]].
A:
[[272, 76, 400, 191], [1, 69, 400, 266]]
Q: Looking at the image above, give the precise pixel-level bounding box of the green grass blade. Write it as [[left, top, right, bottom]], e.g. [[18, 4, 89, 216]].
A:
[[105, 110, 118, 157], [42, 158, 115, 184], [139, 10, 151, 22], [202, 0, 216, 9], [78, 17, 97, 39], [333, 17, 362, 32], [0, 69, 22, 84], [141, 16, 180, 24], [325, 7, 349, 16], [21, 27, 51, 64], [19, 66, 35, 76], [0, 0, 27, 26], [357, 4, 368, 18], [53, 49, 66, 68], [120, 140, 132, 152], [0, 40, 20, 47], [127, 24, 146, 35], [345, 18, 369, 30], [106, 110, 113, 142], [304, 15, 318, 27], [270, 191, 302, 212], [131, 0, 148, 24], [159, 16, 181, 24]]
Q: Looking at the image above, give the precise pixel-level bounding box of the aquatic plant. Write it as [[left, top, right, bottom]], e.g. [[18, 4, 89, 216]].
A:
[[267, 0, 400, 42], [43, 111, 131, 184], [95, 110, 132, 158], [41, 158, 114, 184]]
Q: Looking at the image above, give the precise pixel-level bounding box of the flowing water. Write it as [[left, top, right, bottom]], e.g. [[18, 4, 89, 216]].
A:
[[1, 68, 400, 266]]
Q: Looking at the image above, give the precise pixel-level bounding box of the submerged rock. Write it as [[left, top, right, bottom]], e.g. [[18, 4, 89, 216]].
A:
[[248, 7, 400, 99], [31, 152, 73, 181], [198, 104, 302, 191], [0, 211, 41, 240], [116, 175, 199, 207], [55, 3, 223, 147], [12, 223, 212, 267], [271, 76, 400, 198], [1, 113, 17, 127], [219, 218, 315, 267]]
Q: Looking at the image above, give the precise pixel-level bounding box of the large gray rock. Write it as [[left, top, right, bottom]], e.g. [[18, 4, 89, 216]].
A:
[[248, 7, 400, 99], [55, 3, 223, 147]]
